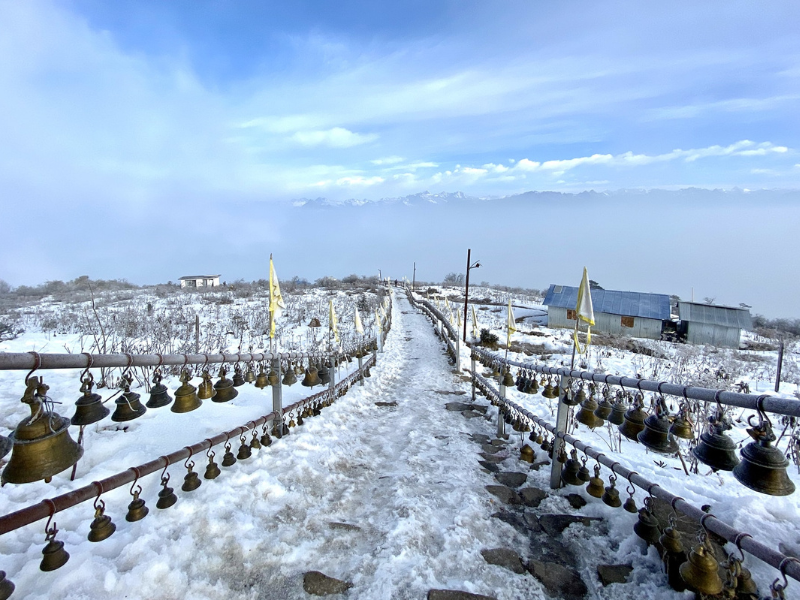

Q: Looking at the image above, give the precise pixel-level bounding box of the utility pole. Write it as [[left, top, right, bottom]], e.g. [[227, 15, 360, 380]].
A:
[[412, 262, 416, 292], [776, 335, 785, 393], [463, 249, 481, 343]]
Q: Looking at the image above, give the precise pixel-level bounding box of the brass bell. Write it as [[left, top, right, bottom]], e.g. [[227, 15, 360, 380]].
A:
[[297, 412, 304, 426], [221, 441, 237, 466], [87, 499, 116, 542], [71, 373, 110, 426], [250, 428, 261, 450], [0, 571, 15, 600], [542, 381, 556, 399], [586, 464, 605, 498], [618, 395, 648, 440], [575, 389, 600, 429], [593, 387, 613, 422], [244, 364, 257, 384], [520, 444, 534, 463], [111, 374, 147, 422], [730, 559, 758, 597], [301, 366, 321, 388], [563, 384, 582, 407], [659, 522, 684, 555], [515, 373, 525, 392], [669, 406, 694, 440], [197, 369, 216, 400], [282, 364, 297, 386], [204, 451, 221, 480], [577, 458, 591, 483], [693, 416, 740, 472], [288, 415, 297, 428], [125, 486, 149, 522], [40, 523, 69, 571], [679, 536, 723, 596], [146, 371, 173, 409], [254, 364, 269, 389], [156, 472, 178, 509], [260, 425, 272, 447], [268, 367, 280, 387], [561, 449, 583, 486], [601, 474, 622, 508], [637, 399, 678, 454], [633, 497, 661, 545], [232, 365, 245, 387], [212, 366, 238, 403], [364, 366, 371, 378], [733, 416, 796, 496], [171, 369, 202, 413], [319, 363, 331, 385], [502, 368, 515, 388], [3, 377, 84, 485], [660, 519, 687, 592], [237, 433, 252, 460], [272, 419, 283, 439], [182, 460, 202, 492], [608, 394, 627, 426], [623, 489, 637, 513]]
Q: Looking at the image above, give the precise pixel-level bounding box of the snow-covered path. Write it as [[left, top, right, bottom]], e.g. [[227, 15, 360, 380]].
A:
[[11, 294, 541, 600]]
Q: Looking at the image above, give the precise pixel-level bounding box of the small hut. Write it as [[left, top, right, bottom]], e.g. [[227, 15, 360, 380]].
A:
[[677, 302, 752, 348], [179, 275, 221, 289]]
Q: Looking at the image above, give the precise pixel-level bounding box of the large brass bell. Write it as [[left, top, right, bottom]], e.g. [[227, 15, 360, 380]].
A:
[[282, 364, 297, 386], [679, 533, 724, 596], [633, 497, 661, 545], [40, 521, 69, 571], [204, 450, 221, 479], [156, 472, 178, 509], [212, 366, 238, 403], [575, 386, 600, 429], [125, 485, 149, 521], [733, 414, 796, 496], [693, 414, 740, 472], [501, 368, 515, 388], [3, 377, 84, 485], [172, 369, 202, 413], [146, 370, 173, 409], [182, 458, 202, 492], [197, 369, 216, 400], [254, 364, 269, 389], [608, 393, 627, 426], [111, 373, 147, 422], [237, 433, 252, 460], [561, 449, 583, 486], [71, 373, 109, 426], [542, 379, 556, 399], [637, 398, 678, 454], [618, 394, 648, 440], [87, 498, 116, 542], [601, 474, 622, 507], [221, 441, 237, 466], [301, 365, 321, 388], [586, 464, 605, 498], [232, 365, 245, 387]]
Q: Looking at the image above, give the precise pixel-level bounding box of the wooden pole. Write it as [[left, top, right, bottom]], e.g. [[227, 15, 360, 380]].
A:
[[776, 336, 785, 393]]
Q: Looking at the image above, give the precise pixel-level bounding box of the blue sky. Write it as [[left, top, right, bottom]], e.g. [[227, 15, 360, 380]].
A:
[[1, 1, 799, 315]]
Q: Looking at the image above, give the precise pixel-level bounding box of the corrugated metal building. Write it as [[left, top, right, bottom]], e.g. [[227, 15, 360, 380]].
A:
[[543, 285, 671, 340], [678, 302, 752, 348]]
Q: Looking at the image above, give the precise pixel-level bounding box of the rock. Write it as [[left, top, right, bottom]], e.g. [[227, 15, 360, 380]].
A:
[[494, 472, 527, 488], [566, 494, 587, 509], [462, 410, 483, 419], [490, 439, 508, 446], [374, 401, 397, 407], [327, 522, 361, 531], [485, 485, 521, 505], [596, 564, 633, 586], [523, 512, 543, 532], [427, 590, 497, 600], [529, 459, 550, 471], [538, 514, 600, 537], [481, 444, 503, 454], [478, 461, 500, 473], [446, 402, 474, 411], [480, 548, 527, 574], [471, 434, 492, 444], [527, 560, 587, 599], [519, 487, 547, 508], [491, 511, 531, 534], [479, 453, 506, 463], [302, 571, 353, 596]]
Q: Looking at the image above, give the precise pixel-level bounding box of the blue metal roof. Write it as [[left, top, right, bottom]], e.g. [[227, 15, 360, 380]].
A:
[[543, 285, 671, 320]]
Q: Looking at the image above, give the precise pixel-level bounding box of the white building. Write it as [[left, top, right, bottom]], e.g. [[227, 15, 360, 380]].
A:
[[179, 275, 221, 289]]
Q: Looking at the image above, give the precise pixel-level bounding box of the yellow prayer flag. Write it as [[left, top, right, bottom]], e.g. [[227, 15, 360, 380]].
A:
[[472, 305, 479, 337], [507, 299, 516, 348], [573, 267, 595, 353], [354, 307, 364, 335], [269, 255, 285, 338], [329, 299, 339, 343]]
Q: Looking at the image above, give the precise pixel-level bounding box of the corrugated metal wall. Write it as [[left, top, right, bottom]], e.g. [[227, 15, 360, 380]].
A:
[[547, 307, 663, 340], [686, 323, 741, 348]]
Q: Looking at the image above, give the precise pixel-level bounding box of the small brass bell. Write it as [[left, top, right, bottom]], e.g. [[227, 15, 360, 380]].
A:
[[244, 364, 257, 384], [182, 461, 202, 492], [3, 377, 84, 485], [297, 412, 304, 426], [250, 429, 261, 450], [542, 381, 556, 399], [254, 365, 269, 389], [733, 416, 795, 496], [637, 399, 678, 454], [669, 406, 694, 440], [268, 367, 280, 387], [71, 373, 110, 426], [577, 458, 591, 483], [0, 571, 15, 600], [608, 394, 627, 426], [693, 416, 740, 472], [237, 434, 252, 460], [301, 366, 320, 388], [319, 363, 331, 385], [172, 369, 202, 413], [232, 365, 245, 387], [212, 367, 238, 403], [601, 474, 622, 508], [575, 390, 600, 429], [679, 536, 723, 596], [515, 374, 525, 392], [502, 368, 515, 388], [563, 384, 582, 407], [272, 419, 283, 439], [40, 523, 69, 571], [260, 426, 272, 447], [111, 374, 147, 422], [197, 369, 216, 400], [125, 487, 149, 521], [660, 520, 687, 592], [520, 444, 534, 463], [540, 437, 551, 453], [221, 442, 237, 466], [561, 449, 583, 486], [282, 365, 297, 386], [156, 473, 178, 509], [593, 387, 613, 422], [659, 522, 684, 555], [204, 451, 221, 479], [618, 396, 648, 441], [586, 464, 605, 498], [146, 371, 173, 409], [87, 499, 116, 542], [730, 559, 758, 598], [288, 415, 297, 428], [623, 492, 637, 513], [633, 498, 661, 545]]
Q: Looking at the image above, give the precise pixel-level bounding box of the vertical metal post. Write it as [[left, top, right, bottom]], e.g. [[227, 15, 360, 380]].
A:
[[549, 374, 570, 489], [329, 353, 336, 400], [195, 314, 200, 354], [358, 353, 364, 386], [271, 355, 283, 434], [497, 380, 506, 438], [776, 336, 785, 393], [463, 248, 470, 343], [471, 355, 477, 402], [454, 332, 460, 373]]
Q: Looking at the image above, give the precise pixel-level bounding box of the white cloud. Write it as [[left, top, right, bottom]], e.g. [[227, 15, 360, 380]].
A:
[[335, 175, 384, 186], [291, 127, 377, 148], [371, 156, 404, 165], [461, 167, 487, 175]]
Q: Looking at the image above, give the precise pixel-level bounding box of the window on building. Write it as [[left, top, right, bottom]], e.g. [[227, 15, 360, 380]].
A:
[[186, 280, 196, 287], [566, 309, 576, 320], [621, 316, 634, 328]]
